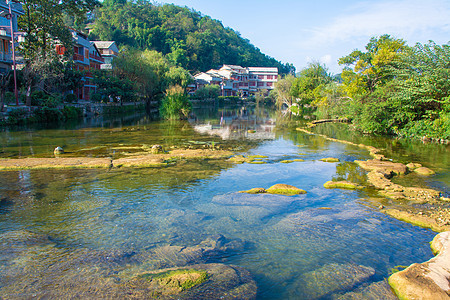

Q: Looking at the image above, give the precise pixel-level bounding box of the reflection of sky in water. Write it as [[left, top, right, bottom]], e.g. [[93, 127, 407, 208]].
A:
[[0, 132, 437, 299], [1, 107, 447, 299]]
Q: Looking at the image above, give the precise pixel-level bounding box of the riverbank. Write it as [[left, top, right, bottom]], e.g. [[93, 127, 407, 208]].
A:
[[297, 124, 450, 299], [0, 101, 151, 126]]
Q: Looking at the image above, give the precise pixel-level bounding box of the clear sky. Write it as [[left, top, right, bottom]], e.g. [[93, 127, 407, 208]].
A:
[[157, 0, 450, 74]]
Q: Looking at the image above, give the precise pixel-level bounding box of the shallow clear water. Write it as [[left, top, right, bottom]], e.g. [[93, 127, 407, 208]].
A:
[[0, 106, 445, 299]]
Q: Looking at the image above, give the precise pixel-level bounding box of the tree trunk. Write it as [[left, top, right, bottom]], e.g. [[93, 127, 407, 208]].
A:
[[0, 90, 4, 112]]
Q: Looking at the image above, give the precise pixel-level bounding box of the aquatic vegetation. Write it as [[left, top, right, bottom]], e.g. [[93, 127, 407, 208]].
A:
[[139, 269, 208, 291]]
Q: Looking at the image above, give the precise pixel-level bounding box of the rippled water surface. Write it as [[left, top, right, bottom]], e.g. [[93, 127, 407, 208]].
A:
[[0, 105, 447, 299]]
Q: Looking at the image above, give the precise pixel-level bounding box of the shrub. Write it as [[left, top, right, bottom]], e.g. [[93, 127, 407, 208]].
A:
[[6, 108, 28, 124], [160, 85, 191, 120], [61, 106, 83, 120], [65, 93, 77, 103], [90, 93, 103, 103]]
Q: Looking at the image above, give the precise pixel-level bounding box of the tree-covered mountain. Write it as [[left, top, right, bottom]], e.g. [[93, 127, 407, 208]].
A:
[[88, 0, 294, 74]]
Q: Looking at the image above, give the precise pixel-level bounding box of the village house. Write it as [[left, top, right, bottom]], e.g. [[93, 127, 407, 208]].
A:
[[93, 41, 119, 70], [194, 64, 278, 97], [56, 29, 105, 101], [0, 0, 23, 74]]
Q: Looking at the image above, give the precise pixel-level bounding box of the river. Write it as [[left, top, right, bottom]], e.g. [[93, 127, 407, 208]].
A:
[[0, 104, 448, 299]]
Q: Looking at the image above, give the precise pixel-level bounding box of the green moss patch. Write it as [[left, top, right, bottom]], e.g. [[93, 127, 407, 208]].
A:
[[239, 188, 267, 194], [266, 184, 307, 196], [140, 269, 208, 291], [280, 159, 305, 163], [319, 157, 340, 163], [323, 181, 363, 190]]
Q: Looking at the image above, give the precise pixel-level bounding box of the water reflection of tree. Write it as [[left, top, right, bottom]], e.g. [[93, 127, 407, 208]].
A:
[[332, 162, 367, 185]]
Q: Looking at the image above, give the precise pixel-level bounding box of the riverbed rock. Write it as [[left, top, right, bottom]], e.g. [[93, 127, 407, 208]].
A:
[[0, 157, 113, 170], [320, 157, 340, 163], [266, 184, 307, 195], [389, 231, 450, 300], [123, 263, 257, 299], [414, 166, 436, 176], [406, 162, 422, 170], [333, 280, 397, 300], [293, 263, 375, 299], [323, 181, 363, 190], [355, 159, 408, 177]]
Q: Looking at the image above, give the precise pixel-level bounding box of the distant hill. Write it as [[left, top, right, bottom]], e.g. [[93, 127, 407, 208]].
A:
[[88, 1, 294, 74]]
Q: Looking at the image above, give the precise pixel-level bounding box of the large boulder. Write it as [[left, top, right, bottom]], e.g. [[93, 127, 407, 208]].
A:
[[389, 231, 450, 300]]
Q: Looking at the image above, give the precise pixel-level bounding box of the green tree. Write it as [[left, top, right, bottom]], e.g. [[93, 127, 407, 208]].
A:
[[160, 85, 191, 120]]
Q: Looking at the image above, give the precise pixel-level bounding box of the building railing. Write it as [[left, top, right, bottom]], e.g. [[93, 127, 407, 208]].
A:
[[89, 53, 104, 63], [0, 52, 12, 63], [73, 53, 84, 61]]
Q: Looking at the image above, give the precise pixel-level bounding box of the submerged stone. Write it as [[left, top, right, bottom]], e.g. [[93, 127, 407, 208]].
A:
[[54, 146, 64, 155], [389, 231, 450, 300], [124, 263, 257, 299], [333, 280, 397, 300], [406, 162, 422, 170], [294, 263, 375, 299]]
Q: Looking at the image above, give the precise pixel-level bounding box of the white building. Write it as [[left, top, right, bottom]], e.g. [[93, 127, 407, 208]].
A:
[[194, 64, 278, 97]]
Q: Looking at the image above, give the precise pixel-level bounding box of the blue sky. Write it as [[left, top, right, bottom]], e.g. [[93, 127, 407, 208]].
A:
[[157, 0, 450, 74]]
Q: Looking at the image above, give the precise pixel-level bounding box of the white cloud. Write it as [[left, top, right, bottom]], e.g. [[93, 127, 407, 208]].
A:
[[304, 0, 450, 47]]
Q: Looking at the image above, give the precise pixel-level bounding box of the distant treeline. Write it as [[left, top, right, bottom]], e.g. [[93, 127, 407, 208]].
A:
[[87, 0, 295, 74]]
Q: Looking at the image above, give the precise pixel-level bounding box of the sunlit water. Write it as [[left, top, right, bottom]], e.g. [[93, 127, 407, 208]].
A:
[[0, 104, 447, 299]]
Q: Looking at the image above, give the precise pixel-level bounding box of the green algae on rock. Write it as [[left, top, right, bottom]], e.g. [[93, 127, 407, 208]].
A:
[[280, 159, 305, 163], [239, 188, 267, 194], [389, 231, 450, 300], [139, 268, 208, 292], [323, 180, 363, 190], [0, 157, 113, 170], [319, 157, 340, 163], [266, 184, 307, 196], [414, 166, 436, 176]]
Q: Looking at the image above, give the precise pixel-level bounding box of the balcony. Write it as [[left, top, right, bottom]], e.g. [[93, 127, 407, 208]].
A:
[[73, 53, 84, 62], [0, 52, 12, 63], [89, 53, 104, 63]]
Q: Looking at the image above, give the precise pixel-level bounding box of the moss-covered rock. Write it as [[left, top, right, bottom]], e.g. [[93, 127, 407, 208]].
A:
[[266, 184, 307, 195], [320, 157, 340, 163], [323, 181, 363, 190], [280, 159, 305, 163], [125, 264, 257, 299], [406, 162, 422, 170], [389, 231, 450, 300], [414, 166, 435, 176], [239, 188, 267, 194]]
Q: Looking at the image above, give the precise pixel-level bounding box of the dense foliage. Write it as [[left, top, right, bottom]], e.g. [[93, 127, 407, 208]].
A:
[[276, 35, 450, 140], [160, 85, 191, 120], [89, 1, 294, 73]]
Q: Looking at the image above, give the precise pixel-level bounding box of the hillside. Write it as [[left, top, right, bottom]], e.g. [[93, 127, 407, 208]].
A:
[[88, 0, 294, 74]]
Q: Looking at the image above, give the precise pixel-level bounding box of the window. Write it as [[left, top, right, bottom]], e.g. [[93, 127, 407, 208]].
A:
[[274, 75, 278, 79], [257, 82, 264, 87], [267, 75, 273, 80], [249, 81, 256, 86], [85, 49, 89, 59], [266, 82, 273, 87], [258, 75, 264, 79]]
